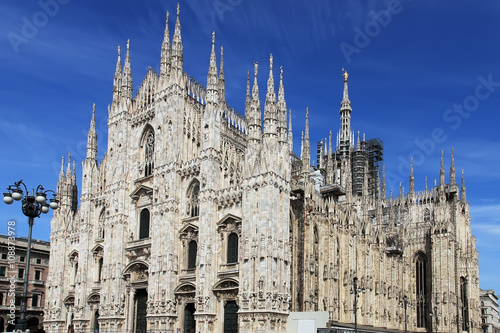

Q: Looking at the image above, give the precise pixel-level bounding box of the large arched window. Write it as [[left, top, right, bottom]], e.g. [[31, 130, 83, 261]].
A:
[[461, 277, 469, 331], [416, 253, 428, 328], [139, 208, 150, 239], [227, 233, 239, 264], [188, 240, 197, 270], [187, 180, 200, 217], [144, 131, 154, 177]]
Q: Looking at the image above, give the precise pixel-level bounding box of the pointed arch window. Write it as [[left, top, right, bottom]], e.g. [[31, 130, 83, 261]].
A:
[[227, 233, 239, 264], [416, 253, 428, 328], [187, 180, 200, 217], [188, 240, 197, 270], [144, 131, 154, 177], [139, 208, 150, 239], [461, 277, 469, 331]]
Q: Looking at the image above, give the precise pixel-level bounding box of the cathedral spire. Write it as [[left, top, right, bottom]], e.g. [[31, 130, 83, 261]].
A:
[[171, 3, 183, 72], [300, 131, 304, 160], [115, 45, 122, 76], [218, 46, 226, 109], [160, 12, 171, 77], [245, 62, 261, 142], [302, 107, 310, 173], [440, 149, 445, 186], [112, 45, 122, 103], [264, 54, 277, 139], [288, 109, 293, 153], [86, 103, 98, 162], [450, 147, 456, 184], [66, 153, 72, 183], [59, 155, 65, 183], [122, 39, 133, 101], [277, 66, 288, 144], [409, 157, 415, 197], [206, 31, 218, 105], [245, 71, 251, 113], [326, 131, 333, 184], [382, 164, 386, 199], [461, 169, 467, 204], [338, 69, 352, 155]]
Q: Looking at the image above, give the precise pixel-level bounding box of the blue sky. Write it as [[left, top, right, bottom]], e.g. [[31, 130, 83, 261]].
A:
[[1, 1, 499, 292]]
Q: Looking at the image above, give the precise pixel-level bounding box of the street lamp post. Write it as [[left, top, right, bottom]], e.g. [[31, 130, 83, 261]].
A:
[[350, 277, 365, 333], [398, 295, 412, 333], [3, 180, 58, 332]]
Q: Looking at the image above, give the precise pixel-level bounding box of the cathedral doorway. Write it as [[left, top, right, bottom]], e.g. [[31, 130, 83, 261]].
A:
[[184, 303, 196, 333], [135, 289, 148, 333], [223, 301, 238, 333]]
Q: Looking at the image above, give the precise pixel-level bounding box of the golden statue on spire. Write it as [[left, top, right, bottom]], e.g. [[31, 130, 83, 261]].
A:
[[342, 68, 348, 81]]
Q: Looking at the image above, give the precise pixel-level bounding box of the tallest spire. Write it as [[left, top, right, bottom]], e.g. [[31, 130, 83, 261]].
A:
[[171, 3, 183, 72], [341, 69, 350, 107], [338, 69, 352, 154]]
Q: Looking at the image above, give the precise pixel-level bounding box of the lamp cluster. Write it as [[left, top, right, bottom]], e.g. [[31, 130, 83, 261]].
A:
[[350, 276, 366, 295], [3, 179, 58, 217]]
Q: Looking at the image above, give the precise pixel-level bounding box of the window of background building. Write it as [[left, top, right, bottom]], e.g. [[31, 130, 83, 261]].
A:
[[1, 253, 7, 260], [0, 266, 6, 277], [31, 294, 39, 307], [20, 256, 25, 262], [36, 258, 42, 264], [0, 292, 4, 305], [18, 268, 24, 279], [34, 270, 42, 280]]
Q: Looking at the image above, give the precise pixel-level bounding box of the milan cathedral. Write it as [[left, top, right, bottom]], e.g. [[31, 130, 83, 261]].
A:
[[44, 4, 480, 333]]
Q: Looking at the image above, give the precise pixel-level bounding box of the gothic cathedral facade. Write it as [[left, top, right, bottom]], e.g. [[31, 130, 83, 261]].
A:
[[44, 5, 480, 333]]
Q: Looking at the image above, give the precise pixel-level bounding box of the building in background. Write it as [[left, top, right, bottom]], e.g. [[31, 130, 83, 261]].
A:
[[44, 4, 480, 333], [0, 235, 50, 331], [481, 289, 500, 333]]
